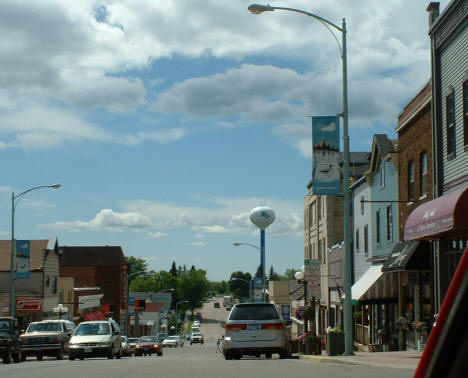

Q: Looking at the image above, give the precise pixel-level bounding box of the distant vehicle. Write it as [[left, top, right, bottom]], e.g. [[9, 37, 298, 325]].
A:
[[0, 317, 22, 364], [135, 336, 163, 356], [191, 326, 200, 334], [223, 296, 232, 307], [20, 320, 72, 361], [120, 336, 131, 356], [157, 333, 168, 341], [128, 337, 139, 355], [223, 303, 292, 360], [162, 335, 184, 348], [190, 333, 204, 345], [214, 302, 220, 308], [68, 319, 122, 360]]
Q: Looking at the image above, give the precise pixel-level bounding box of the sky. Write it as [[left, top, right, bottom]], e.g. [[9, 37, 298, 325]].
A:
[[0, 0, 449, 281]]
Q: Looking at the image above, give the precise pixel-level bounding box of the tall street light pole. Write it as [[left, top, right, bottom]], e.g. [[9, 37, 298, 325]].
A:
[[125, 269, 147, 336], [248, 4, 353, 355], [10, 184, 61, 318]]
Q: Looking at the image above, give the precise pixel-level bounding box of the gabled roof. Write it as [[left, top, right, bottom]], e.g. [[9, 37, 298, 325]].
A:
[[367, 134, 397, 174], [0, 237, 59, 271]]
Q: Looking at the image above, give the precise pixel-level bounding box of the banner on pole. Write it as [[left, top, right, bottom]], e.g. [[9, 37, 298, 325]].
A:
[[16, 240, 30, 279], [312, 116, 341, 195]]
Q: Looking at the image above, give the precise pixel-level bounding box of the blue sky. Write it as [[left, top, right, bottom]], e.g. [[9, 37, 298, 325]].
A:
[[0, 0, 448, 281]]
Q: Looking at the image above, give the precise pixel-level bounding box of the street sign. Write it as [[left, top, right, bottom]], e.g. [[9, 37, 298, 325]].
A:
[[128, 297, 135, 306]]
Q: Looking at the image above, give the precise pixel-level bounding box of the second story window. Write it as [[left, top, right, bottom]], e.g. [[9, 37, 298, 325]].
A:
[[355, 228, 360, 253], [420, 152, 427, 196], [51, 276, 57, 294], [364, 225, 369, 257], [409, 160, 415, 200], [309, 202, 316, 226], [376, 210, 381, 244], [386, 205, 393, 242], [446, 90, 455, 156], [360, 196, 365, 215], [463, 79, 468, 147]]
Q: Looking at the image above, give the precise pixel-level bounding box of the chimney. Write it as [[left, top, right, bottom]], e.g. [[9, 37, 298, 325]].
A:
[[427, 2, 440, 27]]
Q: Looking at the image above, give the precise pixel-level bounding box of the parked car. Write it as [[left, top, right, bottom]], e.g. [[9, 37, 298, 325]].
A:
[[20, 320, 72, 361], [135, 336, 163, 356], [162, 335, 184, 348], [191, 326, 200, 334], [214, 302, 220, 308], [68, 319, 122, 360], [190, 333, 204, 345], [128, 337, 139, 355], [223, 303, 292, 360], [0, 317, 22, 364]]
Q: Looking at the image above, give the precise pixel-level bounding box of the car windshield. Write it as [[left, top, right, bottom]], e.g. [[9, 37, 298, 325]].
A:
[[74, 323, 110, 336], [166, 336, 177, 340], [0, 319, 12, 333], [139, 336, 157, 342], [128, 338, 139, 343], [228, 304, 279, 321], [27, 322, 62, 332]]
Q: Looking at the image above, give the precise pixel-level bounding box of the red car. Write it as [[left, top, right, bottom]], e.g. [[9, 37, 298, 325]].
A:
[[134, 336, 163, 356]]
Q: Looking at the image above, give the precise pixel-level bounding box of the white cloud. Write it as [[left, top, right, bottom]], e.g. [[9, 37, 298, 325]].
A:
[[148, 231, 167, 238], [188, 241, 205, 247], [41, 208, 153, 232]]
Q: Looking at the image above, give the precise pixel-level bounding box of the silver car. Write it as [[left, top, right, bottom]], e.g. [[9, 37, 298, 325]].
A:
[[223, 303, 292, 360]]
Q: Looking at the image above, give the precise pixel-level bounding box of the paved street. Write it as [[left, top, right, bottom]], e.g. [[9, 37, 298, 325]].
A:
[[0, 299, 415, 378]]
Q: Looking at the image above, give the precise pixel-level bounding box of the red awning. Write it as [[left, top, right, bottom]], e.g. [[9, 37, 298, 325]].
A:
[[82, 311, 106, 321], [404, 186, 468, 240]]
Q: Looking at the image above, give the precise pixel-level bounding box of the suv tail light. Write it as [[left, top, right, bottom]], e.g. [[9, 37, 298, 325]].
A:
[[225, 324, 247, 331], [261, 323, 284, 330]]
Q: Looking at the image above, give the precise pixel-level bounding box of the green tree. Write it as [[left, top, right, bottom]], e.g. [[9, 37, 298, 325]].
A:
[[268, 265, 281, 281], [229, 271, 252, 299], [170, 261, 178, 276], [282, 268, 298, 281], [126, 256, 148, 286], [178, 268, 210, 313]]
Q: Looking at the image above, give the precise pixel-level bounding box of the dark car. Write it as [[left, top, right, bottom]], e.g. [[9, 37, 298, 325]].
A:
[[214, 302, 220, 308], [0, 317, 22, 364], [135, 336, 163, 356]]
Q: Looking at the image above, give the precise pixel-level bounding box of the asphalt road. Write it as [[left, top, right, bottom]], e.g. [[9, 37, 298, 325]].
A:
[[0, 298, 414, 378]]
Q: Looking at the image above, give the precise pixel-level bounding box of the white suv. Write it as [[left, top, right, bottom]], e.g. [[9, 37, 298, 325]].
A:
[[68, 319, 122, 360], [223, 303, 292, 360]]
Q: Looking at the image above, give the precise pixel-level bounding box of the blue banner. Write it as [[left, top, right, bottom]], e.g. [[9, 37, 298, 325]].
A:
[[16, 240, 30, 279], [312, 116, 341, 195]]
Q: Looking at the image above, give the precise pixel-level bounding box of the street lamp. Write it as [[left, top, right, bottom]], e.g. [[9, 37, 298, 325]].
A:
[[248, 4, 353, 355], [125, 269, 147, 336], [10, 183, 61, 318], [232, 242, 260, 250], [175, 300, 188, 335], [53, 303, 69, 320], [231, 278, 252, 303]]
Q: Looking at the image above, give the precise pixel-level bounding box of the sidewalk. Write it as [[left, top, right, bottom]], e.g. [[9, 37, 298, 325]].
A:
[[299, 350, 422, 370]]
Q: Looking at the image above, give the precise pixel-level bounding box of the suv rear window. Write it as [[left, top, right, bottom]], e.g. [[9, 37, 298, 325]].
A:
[[228, 304, 279, 321]]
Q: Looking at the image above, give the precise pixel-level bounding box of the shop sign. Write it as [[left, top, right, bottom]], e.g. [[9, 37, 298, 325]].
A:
[[16, 298, 43, 312]]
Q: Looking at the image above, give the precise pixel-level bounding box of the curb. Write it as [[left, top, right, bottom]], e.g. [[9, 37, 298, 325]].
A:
[[299, 354, 418, 370]]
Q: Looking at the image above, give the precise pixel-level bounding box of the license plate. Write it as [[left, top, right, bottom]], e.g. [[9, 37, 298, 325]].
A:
[[247, 324, 260, 330], [84, 347, 92, 353]]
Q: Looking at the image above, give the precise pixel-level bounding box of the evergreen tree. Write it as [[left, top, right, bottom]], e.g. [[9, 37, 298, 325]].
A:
[[170, 261, 178, 276]]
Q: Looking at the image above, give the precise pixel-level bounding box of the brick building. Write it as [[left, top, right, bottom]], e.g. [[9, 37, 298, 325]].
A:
[[59, 246, 127, 327]]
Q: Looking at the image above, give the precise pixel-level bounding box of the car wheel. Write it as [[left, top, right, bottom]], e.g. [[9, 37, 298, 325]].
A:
[[158, 352, 162, 356], [69, 352, 75, 361], [36, 353, 43, 361], [116, 347, 121, 359], [79, 355, 84, 360], [56, 345, 64, 360], [107, 347, 115, 359], [265, 352, 272, 359], [223, 351, 232, 360], [21, 352, 26, 362], [190, 342, 193, 345], [13, 349, 22, 363], [3, 348, 12, 364]]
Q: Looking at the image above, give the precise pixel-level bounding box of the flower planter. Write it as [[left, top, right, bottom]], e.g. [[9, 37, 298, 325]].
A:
[[326, 332, 345, 356], [302, 336, 322, 355]]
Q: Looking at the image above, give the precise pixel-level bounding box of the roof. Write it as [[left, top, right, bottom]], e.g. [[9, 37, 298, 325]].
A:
[[0, 238, 59, 271], [60, 246, 125, 267], [367, 134, 398, 175]]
